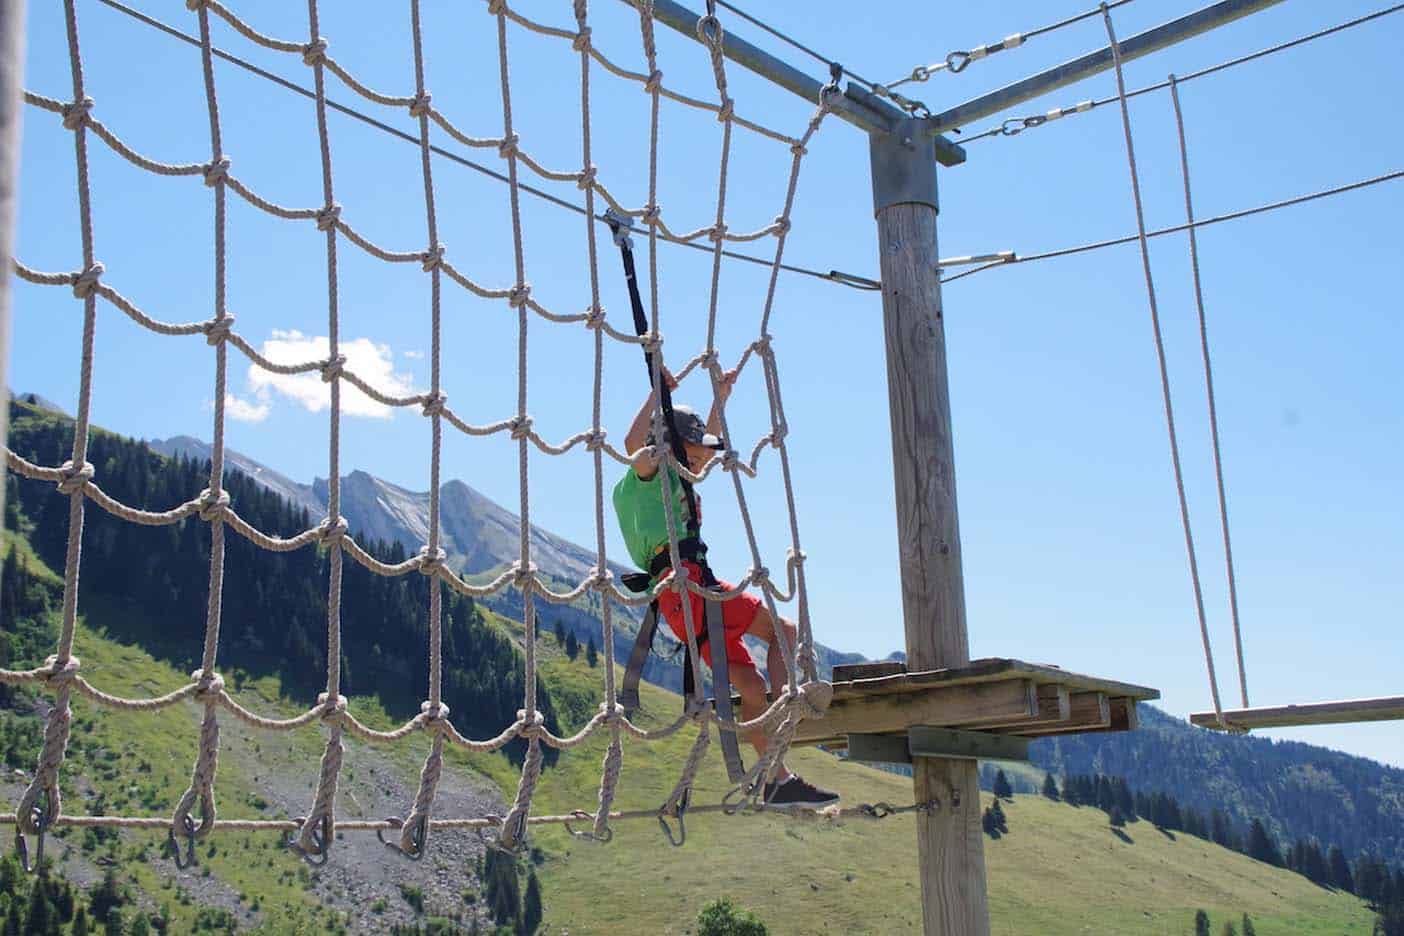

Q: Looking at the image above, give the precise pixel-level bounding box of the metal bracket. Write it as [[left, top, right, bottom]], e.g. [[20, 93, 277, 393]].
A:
[[603, 207, 633, 248], [848, 726, 1030, 765], [869, 120, 940, 216]]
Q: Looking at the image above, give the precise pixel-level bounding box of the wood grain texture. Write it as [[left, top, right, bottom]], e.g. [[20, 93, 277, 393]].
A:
[[829, 658, 1159, 703], [1190, 695, 1404, 729], [875, 189, 988, 933], [792, 679, 1038, 744], [0, 0, 24, 526]]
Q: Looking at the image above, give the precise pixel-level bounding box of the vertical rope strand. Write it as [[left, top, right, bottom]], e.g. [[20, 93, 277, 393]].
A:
[[172, 0, 232, 843], [1168, 74, 1249, 710], [1102, 6, 1227, 726], [295, 0, 347, 857], [398, 0, 448, 856], [15, 0, 101, 840]]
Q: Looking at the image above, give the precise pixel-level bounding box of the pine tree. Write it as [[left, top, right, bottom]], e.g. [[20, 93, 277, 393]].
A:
[[992, 769, 1013, 801], [554, 620, 565, 645], [24, 879, 53, 936], [1247, 819, 1282, 867], [102, 908, 122, 936], [1041, 774, 1059, 801], [70, 908, 89, 936], [2, 903, 18, 936], [519, 870, 542, 935], [1329, 846, 1354, 893], [1240, 912, 1256, 936], [128, 914, 150, 936], [564, 630, 579, 661], [1110, 806, 1126, 828], [989, 799, 1008, 835], [1219, 923, 1237, 936], [1195, 909, 1211, 936], [586, 636, 598, 669]]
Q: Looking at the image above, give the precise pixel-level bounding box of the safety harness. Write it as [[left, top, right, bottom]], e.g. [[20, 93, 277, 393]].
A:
[[604, 208, 746, 784]]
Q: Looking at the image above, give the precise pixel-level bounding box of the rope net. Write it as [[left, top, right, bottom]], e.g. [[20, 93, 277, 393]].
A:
[[2, 0, 840, 859]]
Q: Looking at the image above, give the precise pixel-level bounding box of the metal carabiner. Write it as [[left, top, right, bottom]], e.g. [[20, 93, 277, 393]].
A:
[[563, 809, 612, 844], [15, 802, 49, 874], [167, 814, 198, 870], [377, 814, 428, 861], [286, 813, 332, 867]]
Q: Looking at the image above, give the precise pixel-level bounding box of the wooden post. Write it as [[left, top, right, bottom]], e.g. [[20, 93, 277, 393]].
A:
[[0, 0, 25, 526], [870, 122, 990, 935]]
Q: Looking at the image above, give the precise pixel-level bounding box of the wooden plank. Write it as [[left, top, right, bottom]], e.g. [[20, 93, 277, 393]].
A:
[[793, 678, 1038, 745], [1109, 697, 1139, 732], [909, 726, 1030, 763], [1005, 692, 1110, 738], [830, 657, 1159, 703], [994, 684, 1071, 731], [832, 660, 907, 682], [1190, 695, 1404, 730]]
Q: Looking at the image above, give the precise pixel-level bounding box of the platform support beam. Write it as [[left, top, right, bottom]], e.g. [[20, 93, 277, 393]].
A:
[[871, 119, 988, 936]]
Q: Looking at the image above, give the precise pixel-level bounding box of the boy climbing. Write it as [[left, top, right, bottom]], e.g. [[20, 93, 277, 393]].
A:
[[613, 367, 837, 807]]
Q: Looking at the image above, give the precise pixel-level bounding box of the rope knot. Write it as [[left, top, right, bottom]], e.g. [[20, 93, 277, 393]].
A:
[[720, 449, 739, 473], [511, 561, 538, 591], [696, 349, 720, 371], [190, 668, 226, 699], [408, 92, 433, 118], [420, 245, 445, 273], [786, 547, 806, 567], [420, 391, 448, 418], [748, 564, 771, 589], [201, 315, 234, 346], [56, 460, 95, 496], [508, 283, 532, 309], [42, 655, 81, 687], [417, 545, 447, 576], [599, 700, 625, 722], [419, 700, 450, 722], [486, 0, 508, 13], [640, 331, 663, 354], [640, 203, 661, 226], [301, 39, 328, 67], [769, 421, 789, 445], [707, 223, 728, 244], [497, 133, 520, 160], [795, 680, 834, 719], [790, 141, 808, 158], [508, 414, 533, 441], [576, 165, 597, 190], [753, 333, 775, 357], [316, 692, 348, 722], [317, 515, 349, 546], [716, 98, 734, 123], [320, 354, 346, 383], [315, 203, 342, 232], [61, 97, 94, 131], [184, 0, 208, 9], [196, 487, 231, 522], [572, 26, 592, 52], [518, 709, 546, 739], [586, 567, 612, 591], [202, 157, 230, 188], [772, 215, 792, 235], [583, 428, 607, 452], [644, 70, 664, 94], [583, 305, 605, 330], [71, 263, 104, 300]]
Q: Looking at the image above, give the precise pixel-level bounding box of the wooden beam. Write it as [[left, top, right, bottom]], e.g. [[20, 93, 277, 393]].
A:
[[830, 658, 1159, 703], [1007, 692, 1111, 737], [794, 678, 1038, 745], [1109, 697, 1139, 732], [848, 727, 1030, 765], [1190, 695, 1404, 730], [832, 660, 907, 682], [992, 684, 1071, 731]]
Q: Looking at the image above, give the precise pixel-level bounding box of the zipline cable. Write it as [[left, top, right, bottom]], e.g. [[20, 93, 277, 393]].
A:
[[963, 3, 1404, 144], [939, 169, 1404, 284]]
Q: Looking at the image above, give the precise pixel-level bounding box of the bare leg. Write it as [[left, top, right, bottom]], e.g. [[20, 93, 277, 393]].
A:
[[744, 605, 799, 783]]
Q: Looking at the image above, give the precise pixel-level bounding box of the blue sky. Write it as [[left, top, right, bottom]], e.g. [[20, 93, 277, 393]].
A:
[[9, 1, 1402, 767]]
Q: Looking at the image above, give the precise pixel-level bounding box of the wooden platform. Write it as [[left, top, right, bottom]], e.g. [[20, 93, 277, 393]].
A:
[[793, 658, 1159, 749], [1190, 695, 1404, 731]]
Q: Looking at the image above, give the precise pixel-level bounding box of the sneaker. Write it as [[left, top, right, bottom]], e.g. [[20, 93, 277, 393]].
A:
[[763, 774, 839, 808]]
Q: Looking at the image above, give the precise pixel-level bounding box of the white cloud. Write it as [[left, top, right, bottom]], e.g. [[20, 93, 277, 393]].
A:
[[246, 330, 417, 420], [403, 350, 424, 360], [223, 393, 270, 423]]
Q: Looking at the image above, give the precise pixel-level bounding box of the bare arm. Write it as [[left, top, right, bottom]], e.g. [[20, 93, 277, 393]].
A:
[[624, 366, 677, 480]]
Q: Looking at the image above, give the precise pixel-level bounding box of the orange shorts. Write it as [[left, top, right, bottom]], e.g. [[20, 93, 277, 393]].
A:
[[656, 560, 761, 673]]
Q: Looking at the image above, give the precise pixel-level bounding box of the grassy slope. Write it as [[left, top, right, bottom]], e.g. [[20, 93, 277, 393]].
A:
[[0, 531, 1380, 935], [495, 626, 1376, 936]]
